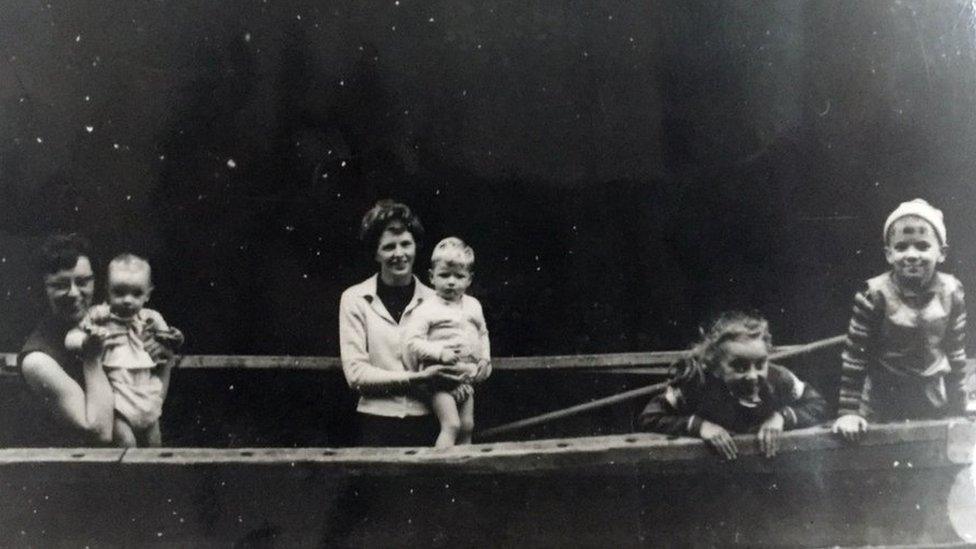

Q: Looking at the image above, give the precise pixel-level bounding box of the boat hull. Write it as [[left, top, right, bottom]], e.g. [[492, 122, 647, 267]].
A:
[[1, 420, 973, 547]]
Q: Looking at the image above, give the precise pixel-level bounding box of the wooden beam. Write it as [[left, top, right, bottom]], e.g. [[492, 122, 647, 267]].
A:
[[0, 448, 125, 464], [0, 343, 818, 375], [0, 419, 969, 476]]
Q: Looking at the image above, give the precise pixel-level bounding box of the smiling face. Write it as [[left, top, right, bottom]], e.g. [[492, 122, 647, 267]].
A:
[[106, 265, 152, 319], [885, 216, 945, 290], [43, 256, 95, 323], [375, 222, 416, 286], [430, 261, 472, 302], [714, 337, 769, 402]]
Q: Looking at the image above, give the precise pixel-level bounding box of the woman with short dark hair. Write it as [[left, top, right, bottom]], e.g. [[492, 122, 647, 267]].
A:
[[338, 200, 491, 446], [17, 234, 114, 445]]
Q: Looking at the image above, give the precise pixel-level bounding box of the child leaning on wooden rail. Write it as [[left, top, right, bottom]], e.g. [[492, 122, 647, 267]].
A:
[[403, 237, 490, 448], [833, 199, 976, 442], [65, 254, 183, 447], [635, 311, 827, 460]]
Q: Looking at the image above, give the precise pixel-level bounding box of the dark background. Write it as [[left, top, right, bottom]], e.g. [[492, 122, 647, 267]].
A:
[[2, 0, 976, 357]]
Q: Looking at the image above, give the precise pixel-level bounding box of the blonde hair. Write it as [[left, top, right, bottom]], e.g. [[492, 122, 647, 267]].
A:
[[108, 253, 152, 282], [675, 311, 772, 382], [430, 237, 474, 270]]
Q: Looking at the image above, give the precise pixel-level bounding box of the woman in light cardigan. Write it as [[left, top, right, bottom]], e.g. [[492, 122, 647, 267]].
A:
[[339, 200, 491, 446]]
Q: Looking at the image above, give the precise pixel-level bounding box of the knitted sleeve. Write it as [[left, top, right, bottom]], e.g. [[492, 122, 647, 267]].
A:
[[770, 365, 827, 429], [946, 280, 967, 372], [945, 280, 972, 412], [838, 284, 883, 417], [635, 360, 705, 436]]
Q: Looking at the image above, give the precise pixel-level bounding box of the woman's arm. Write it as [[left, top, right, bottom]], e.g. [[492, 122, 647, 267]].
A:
[[143, 320, 183, 401], [472, 298, 492, 382], [155, 356, 177, 402], [21, 351, 114, 444], [339, 292, 420, 394]]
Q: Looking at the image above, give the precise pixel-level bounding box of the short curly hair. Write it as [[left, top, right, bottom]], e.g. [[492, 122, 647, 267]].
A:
[[359, 199, 425, 254], [430, 237, 474, 270], [35, 233, 92, 276]]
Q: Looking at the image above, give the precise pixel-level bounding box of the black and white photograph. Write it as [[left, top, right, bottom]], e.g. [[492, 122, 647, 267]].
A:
[[1, 0, 976, 546]]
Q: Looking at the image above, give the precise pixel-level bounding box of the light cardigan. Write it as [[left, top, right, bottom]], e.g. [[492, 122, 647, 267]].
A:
[[339, 274, 436, 417]]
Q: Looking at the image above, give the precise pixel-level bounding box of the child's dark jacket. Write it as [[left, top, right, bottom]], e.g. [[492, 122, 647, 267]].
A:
[[636, 360, 827, 436]]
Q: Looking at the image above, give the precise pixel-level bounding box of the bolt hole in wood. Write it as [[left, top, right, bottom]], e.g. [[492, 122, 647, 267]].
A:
[[158, 452, 174, 458], [321, 450, 336, 456], [556, 443, 569, 448], [70, 453, 85, 458], [480, 447, 493, 453], [239, 451, 254, 457], [625, 437, 638, 443], [404, 450, 418, 455]]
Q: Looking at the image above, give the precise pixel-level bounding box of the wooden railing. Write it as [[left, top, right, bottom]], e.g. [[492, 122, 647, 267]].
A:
[[0, 419, 971, 473], [0, 343, 812, 376]]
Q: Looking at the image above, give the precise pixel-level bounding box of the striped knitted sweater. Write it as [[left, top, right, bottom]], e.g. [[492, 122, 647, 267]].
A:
[[838, 271, 967, 417]]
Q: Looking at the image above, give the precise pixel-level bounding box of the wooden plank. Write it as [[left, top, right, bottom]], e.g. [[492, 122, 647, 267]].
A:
[[4, 345, 970, 376], [0, 448, 125, 464], [31, 419, 966, 476], [0, 433, 966, 547], [121, 447, 310, 465], [0, 343, 816, 375], [176, 354, 342, 370]]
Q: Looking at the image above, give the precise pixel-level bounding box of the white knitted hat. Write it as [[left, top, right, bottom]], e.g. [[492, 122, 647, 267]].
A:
[[883, 198, 946, 246]]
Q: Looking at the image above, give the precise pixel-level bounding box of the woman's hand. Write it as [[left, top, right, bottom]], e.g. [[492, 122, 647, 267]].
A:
[[699, 419, 737, 460], [473, 358, 492, 383], [413, 365, 466, 390], [831, 414, 867, 442], [439, 348, 461, 365], [143, 338, 173, 365], [757, 412, 785, 458], [80, 327, 110, 359]]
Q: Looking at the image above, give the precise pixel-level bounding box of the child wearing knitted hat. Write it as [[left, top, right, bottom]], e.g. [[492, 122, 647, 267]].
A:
[[833, 199, 974, 441]]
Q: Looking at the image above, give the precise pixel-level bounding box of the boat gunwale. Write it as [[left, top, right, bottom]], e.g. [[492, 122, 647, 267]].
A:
[[1, 419, 971, 477]]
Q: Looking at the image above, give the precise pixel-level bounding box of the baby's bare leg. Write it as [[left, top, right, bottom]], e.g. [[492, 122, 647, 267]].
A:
[[113, 415, 137, 448], [431, 391, 462, 448], [457, 393, 474, 445], [138, 421, 162, 448]]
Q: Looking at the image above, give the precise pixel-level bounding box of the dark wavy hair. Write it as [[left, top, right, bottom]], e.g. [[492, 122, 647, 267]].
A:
[[35, 233, 92, 276], [359, 199, 425, 254]]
